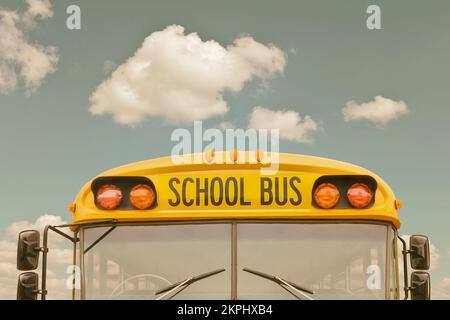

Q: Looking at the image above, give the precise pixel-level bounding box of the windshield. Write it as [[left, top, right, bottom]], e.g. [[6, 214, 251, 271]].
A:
[[83, 224, 231, 299], [82, 222, 392, 300], [237, 223, 388, 299]]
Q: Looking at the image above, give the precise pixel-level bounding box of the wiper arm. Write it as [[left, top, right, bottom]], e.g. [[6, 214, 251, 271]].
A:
[[243, 267, 314, 300], [155, 268, 225, 300]]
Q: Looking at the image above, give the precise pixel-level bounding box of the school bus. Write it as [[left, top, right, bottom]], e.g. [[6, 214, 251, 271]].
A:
[[16, 151, 431, 300]]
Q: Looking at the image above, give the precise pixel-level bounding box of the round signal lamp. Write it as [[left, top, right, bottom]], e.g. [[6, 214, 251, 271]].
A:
[[205, 149, 215, 163], [96, 184, 122, 210], [129, 184, 156, 210], [347, 183, 373, 208], [255, 149, 264, 162], [230, 149, 238, 162], [314, 183, 340, 209]]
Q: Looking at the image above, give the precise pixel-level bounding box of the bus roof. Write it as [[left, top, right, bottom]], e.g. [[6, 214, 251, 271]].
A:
[[71, 152, 401, 228]]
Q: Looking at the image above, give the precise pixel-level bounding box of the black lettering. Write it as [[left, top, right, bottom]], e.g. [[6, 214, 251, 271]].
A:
[[289, 176, 302, 205], [239, 178, 251, 205], [182, 178, 194, 206], [168, 177, 181, 206], [275, 177, 288, 205], [196, 178, 208, 206], [225, 177, 238, 206], [260, 177, 273, 205], [210, 177, 223, 206]]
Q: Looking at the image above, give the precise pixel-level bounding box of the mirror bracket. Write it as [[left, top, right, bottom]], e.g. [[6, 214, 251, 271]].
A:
[[33, 289, 47, 295], [34, 247, 48, 253], [398, 235, 410, 300]]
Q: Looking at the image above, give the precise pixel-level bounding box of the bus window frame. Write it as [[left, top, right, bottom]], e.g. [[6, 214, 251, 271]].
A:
[[393, 226, 400, 299], [78, 219, 399, 300]]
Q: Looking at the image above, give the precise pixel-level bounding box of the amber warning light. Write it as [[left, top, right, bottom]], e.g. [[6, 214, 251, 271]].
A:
[[96, 184, 123, 210], [314, 183, 340, 209], [129, 184, 156, 209], [313, 177, 375, 210], [347, 183, 373, 208]]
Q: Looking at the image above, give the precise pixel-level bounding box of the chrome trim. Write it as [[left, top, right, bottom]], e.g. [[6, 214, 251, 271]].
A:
[[80, 227, 86, 300], [78, 219, 396, 300], [231, 222, 237, 300]]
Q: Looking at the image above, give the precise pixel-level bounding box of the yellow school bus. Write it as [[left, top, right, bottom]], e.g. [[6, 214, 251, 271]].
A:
[[16, 151, 431, 300]]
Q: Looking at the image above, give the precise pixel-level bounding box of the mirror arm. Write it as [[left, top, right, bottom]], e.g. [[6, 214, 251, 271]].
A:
[[398, 235, 409, 300], [34, 247, 49, 253], [40, 224, 79, 300], [32, 289, 48, 295], [402, 248, 418, 256], [41, 225, 50, 300], [48, 226, 78, 243]]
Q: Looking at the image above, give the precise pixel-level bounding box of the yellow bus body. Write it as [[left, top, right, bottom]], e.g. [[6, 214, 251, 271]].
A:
[[71, 152, 400, 228]]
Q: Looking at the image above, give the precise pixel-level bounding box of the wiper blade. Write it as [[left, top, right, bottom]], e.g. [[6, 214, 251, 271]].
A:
[[243, 267, 314, 300], [155, 268, 225, 300]]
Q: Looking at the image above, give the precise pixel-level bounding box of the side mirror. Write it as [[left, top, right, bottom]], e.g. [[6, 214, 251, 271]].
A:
[[410, 235, 430, 270], [17, 272, 39, 300], [410, 271, 431, 300], [17, 230, 40, 270]]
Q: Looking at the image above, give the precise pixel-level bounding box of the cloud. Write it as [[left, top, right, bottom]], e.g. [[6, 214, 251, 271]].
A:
[[22, 0, 53, 28], [102, 60, 117, 75], [0, 214, 73, 300], [218, 121, 235, 130], [0, 0, 58, 95], [342, 96, 409, 126], [248, 106, 319, 143], [5, 214, 66, 239], [431, 248, 450, 299], [434, 277, 450, 300], [89, 25, 287, 125]]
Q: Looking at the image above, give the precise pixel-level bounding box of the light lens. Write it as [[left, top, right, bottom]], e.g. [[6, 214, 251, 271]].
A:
[[129, 184, 156, 210], [96, 184, 122, 210], [347, 183, 373, 208], [314, 183, 340, 209]]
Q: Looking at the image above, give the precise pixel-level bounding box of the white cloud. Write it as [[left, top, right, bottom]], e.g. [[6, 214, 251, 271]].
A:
[[248, 106, 319, 143], [0, 214, 73, 300], [434, 277, 450, 300], [218, 121, 235, 130], [22, 0, 53, 28], [102, 60, 117, 75], [432, 248, 450, 300], [5, 214, 65, 239], [0, 0, 58, 95], [342, 96, 409, 126], [89, 25, 287, 125]]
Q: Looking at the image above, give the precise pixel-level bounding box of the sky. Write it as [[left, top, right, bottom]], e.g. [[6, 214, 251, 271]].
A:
[[0, 0, 449, 299]]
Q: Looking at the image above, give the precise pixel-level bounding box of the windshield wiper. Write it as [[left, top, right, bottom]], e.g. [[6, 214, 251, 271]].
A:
[[155, 268, 226, 300], [243, 267, 314, 300]]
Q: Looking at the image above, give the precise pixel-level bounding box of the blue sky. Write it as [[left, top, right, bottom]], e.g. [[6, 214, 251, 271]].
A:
[[0, 0, 449, 298]]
